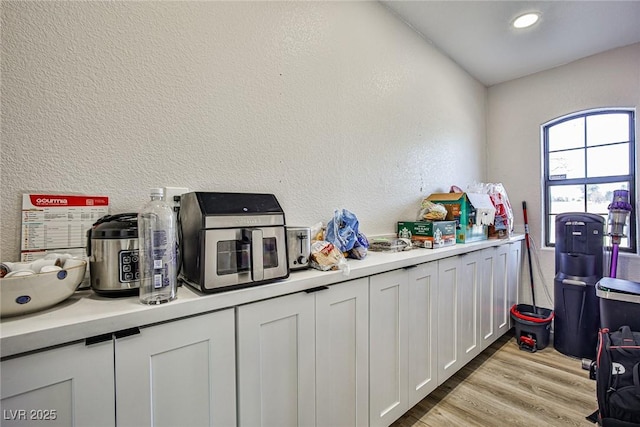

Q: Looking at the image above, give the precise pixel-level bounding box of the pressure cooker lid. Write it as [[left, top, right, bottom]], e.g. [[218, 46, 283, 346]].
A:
[[89, 213, 138, 239]]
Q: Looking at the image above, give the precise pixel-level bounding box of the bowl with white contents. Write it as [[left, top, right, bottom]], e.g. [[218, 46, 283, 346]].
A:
[[0, 258, 87, 318]]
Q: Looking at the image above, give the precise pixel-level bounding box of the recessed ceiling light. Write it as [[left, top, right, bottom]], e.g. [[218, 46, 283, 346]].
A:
[[513, 12, 540, 29]]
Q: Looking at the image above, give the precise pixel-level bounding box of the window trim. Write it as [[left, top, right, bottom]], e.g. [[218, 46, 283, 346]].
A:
[[541, 108, 637, 253]]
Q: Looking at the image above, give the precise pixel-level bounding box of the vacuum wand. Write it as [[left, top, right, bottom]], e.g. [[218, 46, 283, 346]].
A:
[[522, 201, 537, 311]]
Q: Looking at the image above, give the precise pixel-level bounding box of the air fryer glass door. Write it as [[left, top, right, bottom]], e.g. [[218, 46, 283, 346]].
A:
[[203, 227, 287, 289]]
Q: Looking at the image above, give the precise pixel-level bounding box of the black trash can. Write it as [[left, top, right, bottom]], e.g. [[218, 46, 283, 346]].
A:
[[554, 276, 601, 359], [596, 277, 640, 331], [510, 304, 554, 352]]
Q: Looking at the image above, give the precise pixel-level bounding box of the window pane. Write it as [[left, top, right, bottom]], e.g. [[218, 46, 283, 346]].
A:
[[549, 149, 585, 179], [587, 113, 630, 146], [549, 185, 585, 214], [586, 182, 630, 213], [548, 117, 584, 151], [544, 109, 635, 251], [549, 214, 557, 245], [586, 143, 629, 177]]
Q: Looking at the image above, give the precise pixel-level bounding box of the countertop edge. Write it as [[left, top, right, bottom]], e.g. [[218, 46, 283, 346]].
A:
[[1, 235, 524, 358]]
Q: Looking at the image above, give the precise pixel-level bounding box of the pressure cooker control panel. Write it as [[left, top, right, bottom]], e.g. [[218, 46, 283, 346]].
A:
[[119, 249, 140, 283]]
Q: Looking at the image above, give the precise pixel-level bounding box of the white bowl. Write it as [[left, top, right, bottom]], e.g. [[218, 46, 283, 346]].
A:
[[0, 259, 87, 318]]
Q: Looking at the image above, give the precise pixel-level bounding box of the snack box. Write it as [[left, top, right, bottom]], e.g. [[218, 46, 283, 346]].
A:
[[425, 193, 491, 243], [397, 221, 456, 249]]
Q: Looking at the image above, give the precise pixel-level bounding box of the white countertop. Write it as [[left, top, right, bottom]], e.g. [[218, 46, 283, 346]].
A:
[[1, 235, 523, 358]]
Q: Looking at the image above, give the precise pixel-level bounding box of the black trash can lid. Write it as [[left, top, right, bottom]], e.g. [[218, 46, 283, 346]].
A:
[[596, 277, 640, 304]]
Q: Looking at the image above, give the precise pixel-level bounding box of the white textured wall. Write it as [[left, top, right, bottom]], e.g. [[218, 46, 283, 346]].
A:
[[1, 1, 487, 261], [488, 43, 640, 306]]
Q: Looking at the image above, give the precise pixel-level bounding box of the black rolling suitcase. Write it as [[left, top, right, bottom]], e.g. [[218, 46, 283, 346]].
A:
[[596, 326, 640, 425]]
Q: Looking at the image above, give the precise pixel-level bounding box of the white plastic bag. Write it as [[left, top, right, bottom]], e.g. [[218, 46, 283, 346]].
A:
[[309, 240, 350, 275]]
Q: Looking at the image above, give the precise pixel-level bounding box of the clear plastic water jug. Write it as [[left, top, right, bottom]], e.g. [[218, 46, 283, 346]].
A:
[[138, 188, 177, 304]]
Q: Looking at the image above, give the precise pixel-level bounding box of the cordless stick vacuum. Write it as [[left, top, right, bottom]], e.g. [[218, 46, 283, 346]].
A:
[[607, 189, 632, 278]]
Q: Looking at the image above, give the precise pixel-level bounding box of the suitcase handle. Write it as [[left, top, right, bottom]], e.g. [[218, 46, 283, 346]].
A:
[[618, 325, 638, 345]]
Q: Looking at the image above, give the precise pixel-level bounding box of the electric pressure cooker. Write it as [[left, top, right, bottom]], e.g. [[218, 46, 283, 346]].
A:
[[86, 213, 140, 296]]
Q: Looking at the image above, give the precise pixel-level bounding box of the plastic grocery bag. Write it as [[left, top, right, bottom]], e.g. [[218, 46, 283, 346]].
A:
[[310, 222, 325, 241], [467, 182, 514, 235], [309, 240, 350, 275], [487, 183, 513, 235], [417, 200, 448, 221], [349, 232, 369, 260], [324, 209, 369, 260]]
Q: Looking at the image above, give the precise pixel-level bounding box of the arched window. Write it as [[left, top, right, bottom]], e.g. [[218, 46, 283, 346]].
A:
[[542, 108, 636, 252]]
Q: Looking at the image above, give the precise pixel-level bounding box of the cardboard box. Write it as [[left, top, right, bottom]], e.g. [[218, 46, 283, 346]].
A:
[[425, 193, 493, 243], [397, 221, 457, 249]]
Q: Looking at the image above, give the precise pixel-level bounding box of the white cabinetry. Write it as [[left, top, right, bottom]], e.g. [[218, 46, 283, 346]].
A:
[[459, 252, 481, 366], [406, 262, 439, 407], [1, 239, 524, 427], [508, 241, 523, 327], [116, 309, 236, 427], [369, 269, 409, 427], [237, 278, 369, 427], [438, 242, 521, 384], [494, 244, 511, 339], [369, 262, 438, 427], [437, 253, 481, 385], [316, 278, 369, 427], [436, 256, 459, 384], [1, 309, 236, 427], [0, 340, 115, 427], [237, 291, 316, 427], [479, 244, 510, 350], [479, 241, 521, 350], [479, 246, 496, 348]]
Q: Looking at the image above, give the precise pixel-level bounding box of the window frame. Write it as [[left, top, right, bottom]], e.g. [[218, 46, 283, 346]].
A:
[[542, 108, 637, 253]]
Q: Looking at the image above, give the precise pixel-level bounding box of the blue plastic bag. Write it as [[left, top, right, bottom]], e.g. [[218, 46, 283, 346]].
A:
[[350, 232, 369, 260], [325, 209, 368, 259]]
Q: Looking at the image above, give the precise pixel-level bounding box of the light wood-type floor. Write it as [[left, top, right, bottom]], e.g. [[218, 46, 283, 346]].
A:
[[391, 331, 598, 427]]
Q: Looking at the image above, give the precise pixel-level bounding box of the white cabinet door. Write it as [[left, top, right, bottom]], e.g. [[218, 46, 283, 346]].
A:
[[369, 268, 409, 427], [479, 247, 497, 349], [459, 252, 480, 366], [0, 340, 115, 427], [407, 261, 438, 408], [493, 244, 510, 338], [237, 292, 315, 427], [508, 241, 523, 327], [437, 256, 460, 385], [115, 309, 236, 427], [316, 278, 369, 427]]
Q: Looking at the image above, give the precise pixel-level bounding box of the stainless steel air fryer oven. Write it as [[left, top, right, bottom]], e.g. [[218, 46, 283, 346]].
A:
[[179, 192, 289, 292]]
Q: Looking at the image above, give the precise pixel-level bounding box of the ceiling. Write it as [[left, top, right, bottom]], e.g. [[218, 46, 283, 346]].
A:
[[381, 1, 640, 87]]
